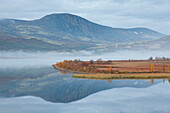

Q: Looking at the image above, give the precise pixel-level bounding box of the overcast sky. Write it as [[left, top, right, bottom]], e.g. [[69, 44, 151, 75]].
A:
[[0, 0, 169, 34]]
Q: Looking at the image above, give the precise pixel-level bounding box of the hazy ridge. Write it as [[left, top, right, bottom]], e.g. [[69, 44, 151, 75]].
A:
[[0, 13, 165, 51]]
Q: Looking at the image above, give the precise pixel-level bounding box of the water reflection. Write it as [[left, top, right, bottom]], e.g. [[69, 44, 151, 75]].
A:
[[59, 70, 67, 75], [149, 79, 170, 85], [1, 81, 170, 113], [0, 65, 168, 103], [108, 80, 112, 83]]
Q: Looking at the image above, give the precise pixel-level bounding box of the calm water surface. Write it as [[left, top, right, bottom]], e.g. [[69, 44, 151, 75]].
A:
[[0, 58, 170, 113]]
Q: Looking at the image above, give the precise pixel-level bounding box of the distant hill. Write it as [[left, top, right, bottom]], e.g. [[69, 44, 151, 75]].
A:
[[0, 13, 165, 51], [112, 35, 170, 50]]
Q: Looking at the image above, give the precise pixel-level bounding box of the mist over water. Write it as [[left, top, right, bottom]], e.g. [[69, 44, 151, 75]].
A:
[[0, 50, 170, 113], [0, 50, 170, 69]]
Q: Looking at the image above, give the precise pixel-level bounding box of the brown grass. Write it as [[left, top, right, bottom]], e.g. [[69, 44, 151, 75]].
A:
[[53, 59, 170, 79], [96, 60, 170, 72], [72, 73, 170, 80]]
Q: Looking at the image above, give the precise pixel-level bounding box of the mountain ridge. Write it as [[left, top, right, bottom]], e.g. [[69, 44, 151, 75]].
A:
[[0, 13, 165, 51], [112, 35, 170, 50]]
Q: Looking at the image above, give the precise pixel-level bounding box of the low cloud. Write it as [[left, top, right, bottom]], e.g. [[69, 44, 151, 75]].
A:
[[0, 50, 170, 69]]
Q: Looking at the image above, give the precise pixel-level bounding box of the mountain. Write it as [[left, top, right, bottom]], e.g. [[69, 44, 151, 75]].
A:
[[0, 13, 165, 51], [112, 35, 170, 50]]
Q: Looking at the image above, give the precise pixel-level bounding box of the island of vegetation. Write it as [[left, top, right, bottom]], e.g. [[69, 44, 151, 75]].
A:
[[53, 57, 170, 80]]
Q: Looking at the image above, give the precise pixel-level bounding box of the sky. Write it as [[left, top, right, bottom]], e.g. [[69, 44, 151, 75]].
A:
[[0, 0, 169, 34]]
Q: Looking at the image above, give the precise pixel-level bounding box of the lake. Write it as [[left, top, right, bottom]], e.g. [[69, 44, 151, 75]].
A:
[[0, 51, 170, 113]]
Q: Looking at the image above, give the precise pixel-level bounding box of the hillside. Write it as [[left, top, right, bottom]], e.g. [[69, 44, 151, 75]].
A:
[[113, 35, 170, 50], [0, 35, 94, 51], [0, 35, 60, 51], [0, 13, 165, 51]]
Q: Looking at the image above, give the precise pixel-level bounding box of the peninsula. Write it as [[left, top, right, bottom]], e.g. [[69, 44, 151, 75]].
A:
[[53, 58, 170, 79]]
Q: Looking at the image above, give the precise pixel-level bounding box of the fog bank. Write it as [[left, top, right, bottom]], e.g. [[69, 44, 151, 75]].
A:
[[0, 50, 170, 69]]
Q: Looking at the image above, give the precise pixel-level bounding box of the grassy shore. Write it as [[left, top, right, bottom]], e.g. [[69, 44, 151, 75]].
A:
[[72, 73, 170, 80], [53, 64, 87, 74]]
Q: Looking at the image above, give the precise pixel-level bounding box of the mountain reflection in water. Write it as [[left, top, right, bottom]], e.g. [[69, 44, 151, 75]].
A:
[[0, 66, 168, 103]]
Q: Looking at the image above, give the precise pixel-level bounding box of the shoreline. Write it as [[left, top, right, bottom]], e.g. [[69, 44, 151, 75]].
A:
[[52, 64, 88, 74], [53, 64, 170, 79], [53, 59, 170, 80], [72, 73, 170, 80]]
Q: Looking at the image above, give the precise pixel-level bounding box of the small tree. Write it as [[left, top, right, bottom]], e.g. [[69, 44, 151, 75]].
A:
[[63, 60, 66, 65], [148, 57, 153, 60], [151, 64, 154, 72], [84, 66, 86, 71], [155, 57, 158, 60], [162, 57, 166, 60], [89, 60, 93, 64], [108, 66, 112, 72]]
